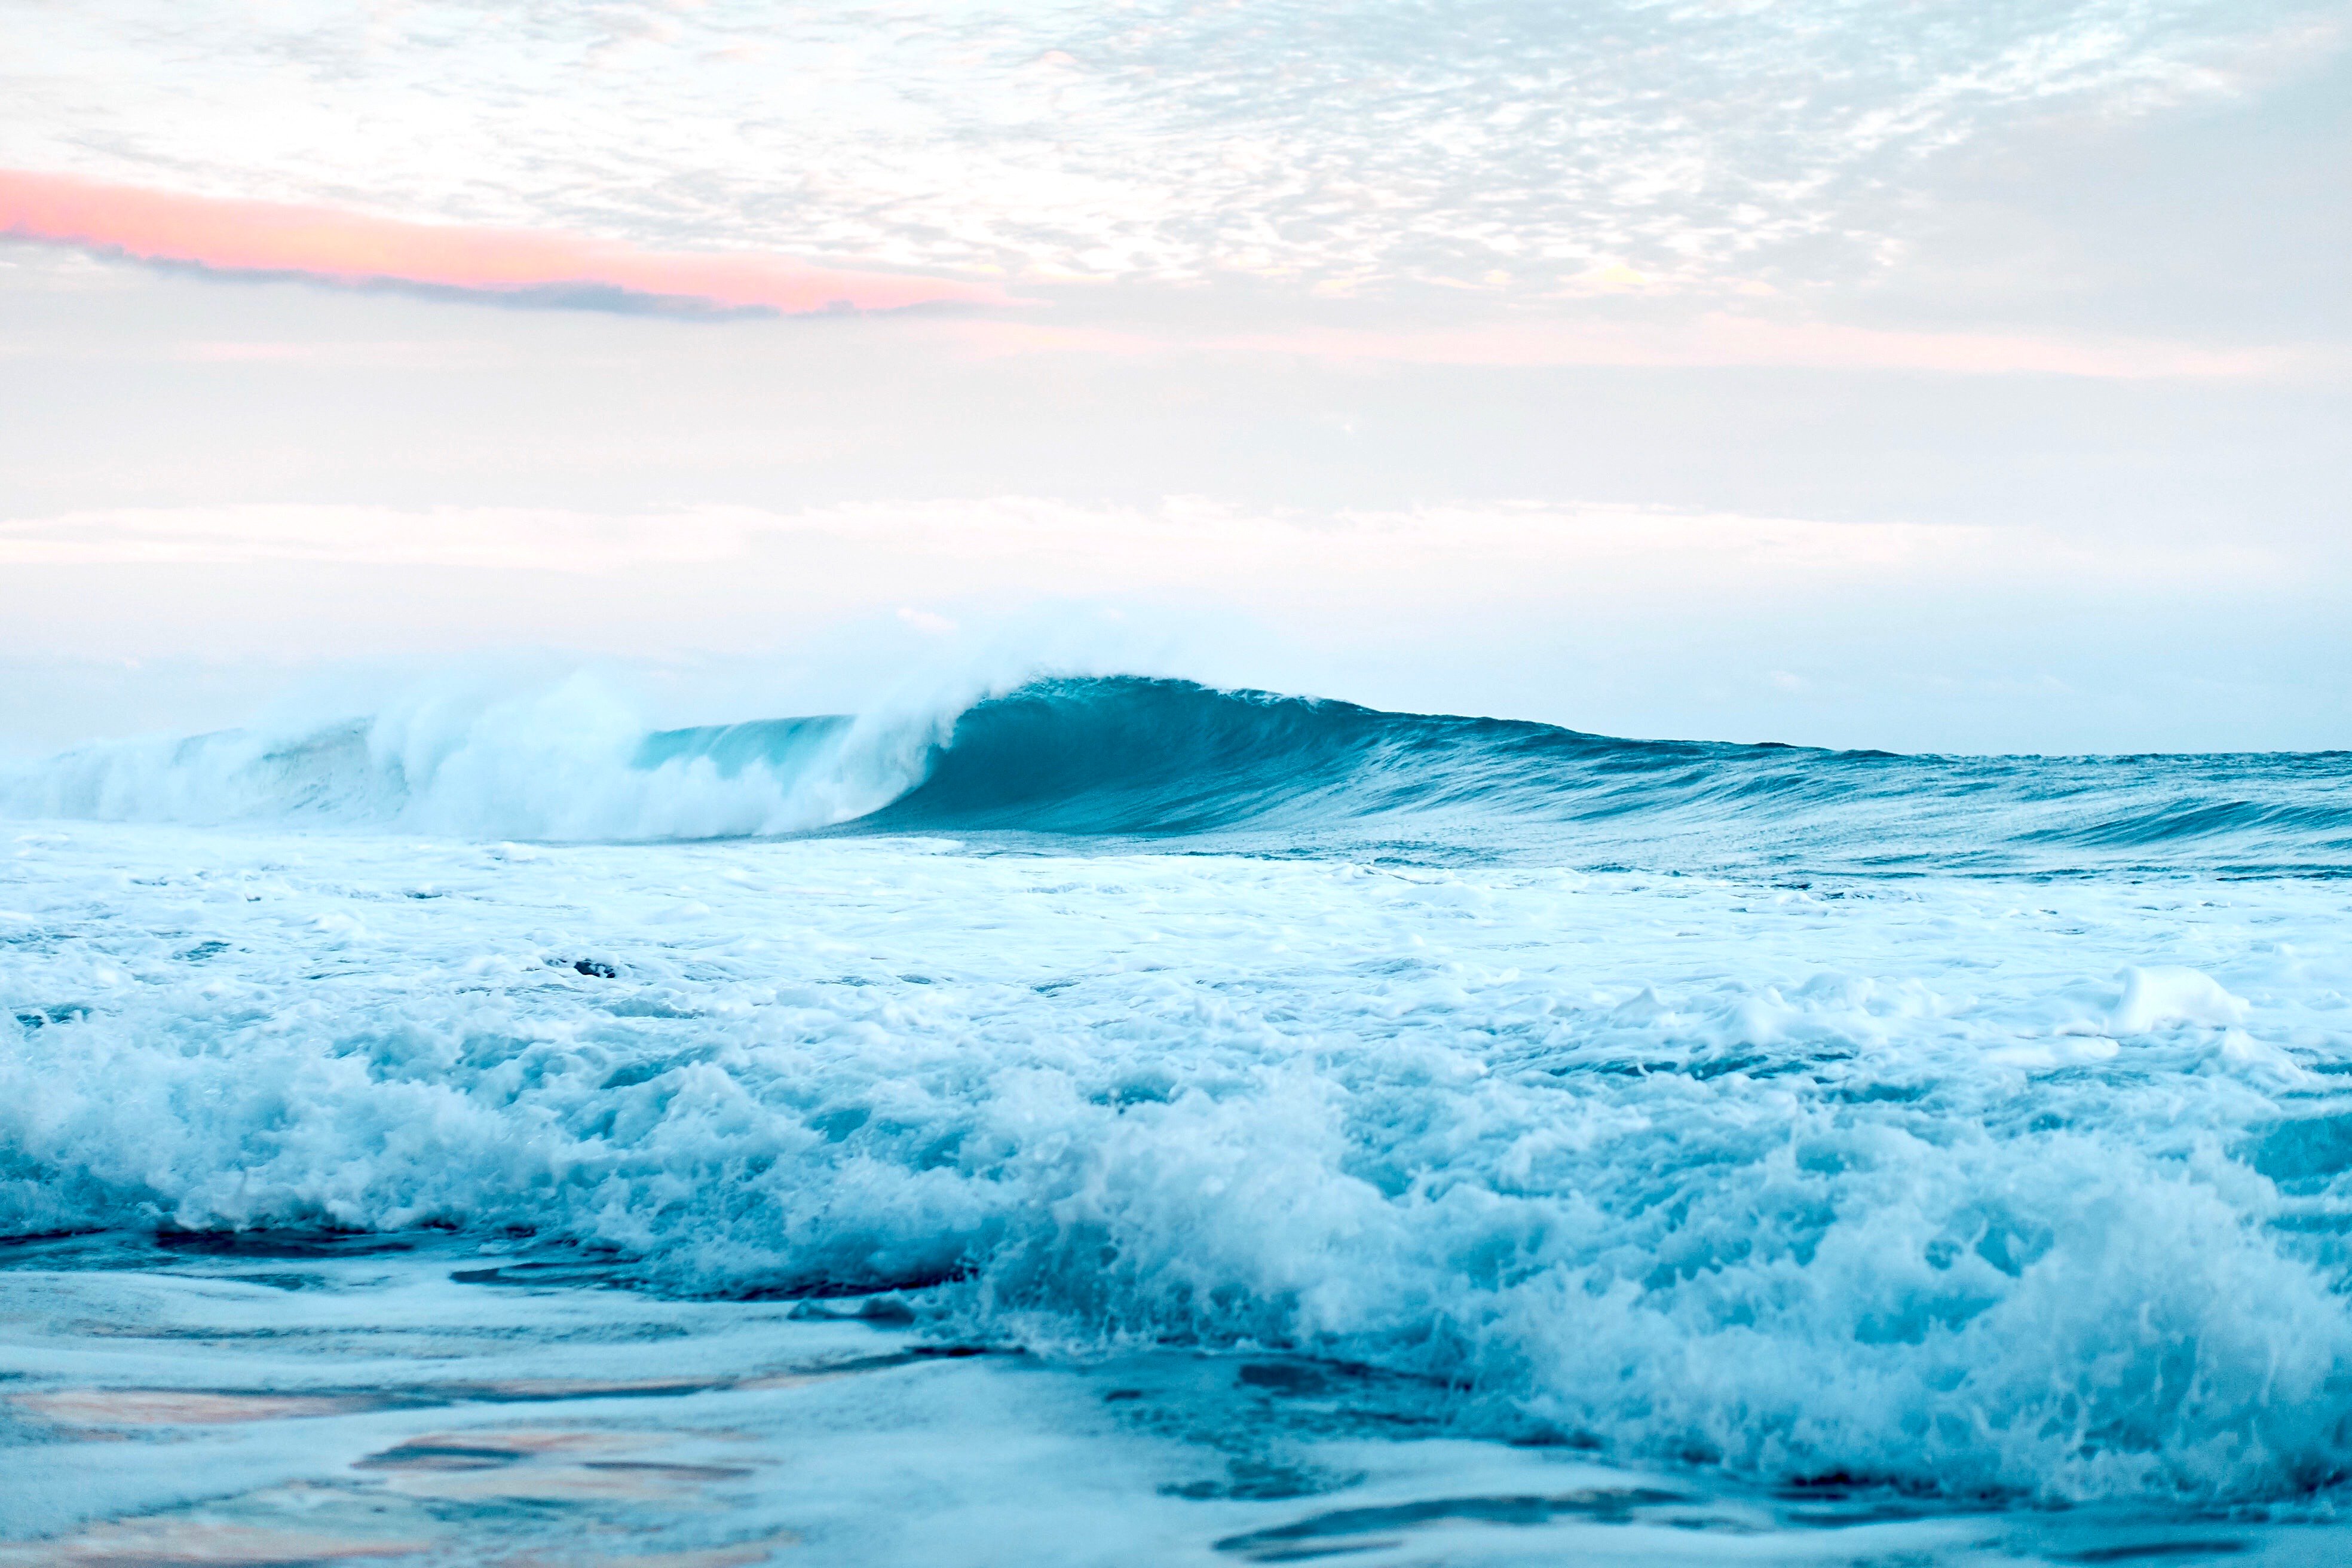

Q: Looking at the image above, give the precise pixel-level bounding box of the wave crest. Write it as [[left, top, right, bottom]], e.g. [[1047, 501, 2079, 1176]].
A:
[[7, 673, 2351, 874]]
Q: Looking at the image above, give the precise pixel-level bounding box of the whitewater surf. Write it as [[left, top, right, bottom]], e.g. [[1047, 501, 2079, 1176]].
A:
[[5, 675, 2351, 1564]]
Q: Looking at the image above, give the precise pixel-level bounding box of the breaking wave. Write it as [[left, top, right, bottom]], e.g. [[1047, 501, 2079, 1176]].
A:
[[7, 673, 2350, 875]]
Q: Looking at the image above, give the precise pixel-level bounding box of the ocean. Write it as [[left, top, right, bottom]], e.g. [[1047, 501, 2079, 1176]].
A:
[[4, 675, 2350, 1565]]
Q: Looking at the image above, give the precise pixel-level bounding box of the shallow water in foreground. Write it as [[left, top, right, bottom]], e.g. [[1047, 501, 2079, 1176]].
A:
[[4, 679, 2352, 1561], [6, 1234, 2344, 1568]]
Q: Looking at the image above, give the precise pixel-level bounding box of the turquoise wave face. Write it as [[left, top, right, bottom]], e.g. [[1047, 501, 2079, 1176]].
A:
[[812, 677, 2352, 875], [8, 674, 2352, 874], [813, 672, 2352, 869]]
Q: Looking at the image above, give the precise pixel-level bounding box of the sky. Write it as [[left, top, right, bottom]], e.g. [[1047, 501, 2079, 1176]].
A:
[[2, 0, 2348, 754]]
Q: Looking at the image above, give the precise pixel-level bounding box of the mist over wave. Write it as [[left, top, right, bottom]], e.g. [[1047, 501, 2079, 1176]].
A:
[[6, 672, 2350, 875]]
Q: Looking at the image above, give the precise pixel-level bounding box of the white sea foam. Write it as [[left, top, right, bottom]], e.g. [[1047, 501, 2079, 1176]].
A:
[[5, 822, 2350, 1505], [0, 672, 956, 841], [2110, 965, 2251, 1035]]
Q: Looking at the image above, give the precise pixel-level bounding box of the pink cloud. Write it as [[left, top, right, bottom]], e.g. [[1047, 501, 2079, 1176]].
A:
[[0, 169, 1004, 314]]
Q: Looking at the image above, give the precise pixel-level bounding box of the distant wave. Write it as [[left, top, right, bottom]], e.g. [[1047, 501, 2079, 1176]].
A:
[[7, 674, 2351, 874]]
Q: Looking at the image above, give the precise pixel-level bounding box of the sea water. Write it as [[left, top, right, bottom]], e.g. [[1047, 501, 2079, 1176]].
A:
[[3, 676, 2350, 1564]]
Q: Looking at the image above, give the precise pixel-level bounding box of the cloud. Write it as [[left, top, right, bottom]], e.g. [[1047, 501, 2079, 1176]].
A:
[[944, 313, 2301, 379], [6, 2, 2323, 296], [0, 498, 2289, 593], [0, 170, 1004, 316], [0, 504, 759, 572]]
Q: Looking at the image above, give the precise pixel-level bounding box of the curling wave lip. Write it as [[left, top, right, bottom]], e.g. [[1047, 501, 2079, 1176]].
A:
[[0, 168, 1009, 315]]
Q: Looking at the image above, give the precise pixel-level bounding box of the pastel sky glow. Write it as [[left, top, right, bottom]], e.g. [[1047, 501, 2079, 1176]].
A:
[[1, 1, 2347, 752], [0, 169, 998, 314]]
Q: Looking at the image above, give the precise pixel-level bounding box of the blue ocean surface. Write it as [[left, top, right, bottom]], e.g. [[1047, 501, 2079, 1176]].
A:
[[4, 676, 2350, 1564]]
